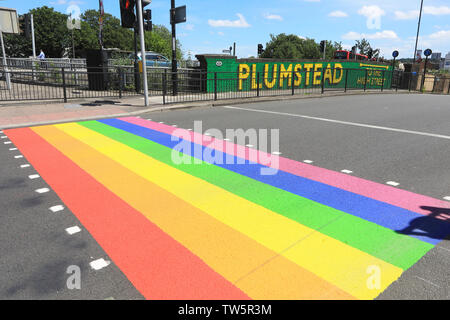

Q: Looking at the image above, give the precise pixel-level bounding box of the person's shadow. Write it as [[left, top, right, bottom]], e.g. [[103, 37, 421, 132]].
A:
[[396, 206, 450, 240]]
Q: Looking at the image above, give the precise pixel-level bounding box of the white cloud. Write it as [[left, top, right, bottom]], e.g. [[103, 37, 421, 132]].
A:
[[424, 6, 450, 15], [329, 11, 348, 18], [342, 30, 398, 40], [297, 35, 306, 40], [264, 14, 283, 21], [428, 30, 450, 40], [208, 14, 250, 28], [358, 5, 385, 30], [395, 6, 450, 20], [394, 10, 419, 20]]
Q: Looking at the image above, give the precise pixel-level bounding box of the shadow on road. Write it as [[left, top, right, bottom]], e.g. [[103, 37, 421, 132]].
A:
[[396, 206, 450, 241]]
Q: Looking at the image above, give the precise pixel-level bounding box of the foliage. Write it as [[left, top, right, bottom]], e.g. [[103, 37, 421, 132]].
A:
[[355, 38, 380, 58], [260, 33, 343, 60], [3, 6, 183, 60]]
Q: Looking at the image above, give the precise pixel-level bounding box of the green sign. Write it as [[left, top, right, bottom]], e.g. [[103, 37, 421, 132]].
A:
[[197, 55, 393, 93]]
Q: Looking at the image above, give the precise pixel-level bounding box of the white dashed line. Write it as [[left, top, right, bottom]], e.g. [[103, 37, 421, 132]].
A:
[[146, 119, 152, 121], [20, 164, 31, 168], [35, 188, 50, 194], [1, 136, 7, 139], [159, 121, 164, 124], [443, 196, 450, 201], [28, 174, 40, 180], [14, 155, 23, 159], [246, 144, 254, 147], [172, 125, 178, 127], [386, 181, 400, 187], [272, 152, 282, 155], [223, 138, 230, 141], [65, 226, 82, 235], [49, 205, 65, 213], [9, 148, 17, 151], [90, 258, 111, 270], [341, 170, 353, 174], [303, 160, 314, 164], [4, 141, 12, 144], [205, 133, 211, 136], [187, 128, 193, 131]]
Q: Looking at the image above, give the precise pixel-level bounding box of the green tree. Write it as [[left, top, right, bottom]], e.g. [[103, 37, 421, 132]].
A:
[[355, 38, 380, 58], [260, 34, 342, 60], [4, 6, 70, 57]]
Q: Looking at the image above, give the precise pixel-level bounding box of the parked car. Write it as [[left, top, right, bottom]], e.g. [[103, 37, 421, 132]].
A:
[[128, 52, 171, 67]]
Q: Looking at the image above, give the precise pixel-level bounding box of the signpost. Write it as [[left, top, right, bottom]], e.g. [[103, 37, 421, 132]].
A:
[[0, 7, 19, 90], [170, 1, 186, 96], [421, 48, 432, 92]]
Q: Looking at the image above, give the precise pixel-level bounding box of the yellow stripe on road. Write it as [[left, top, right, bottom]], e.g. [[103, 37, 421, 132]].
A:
[[56, 122, 403, 299]]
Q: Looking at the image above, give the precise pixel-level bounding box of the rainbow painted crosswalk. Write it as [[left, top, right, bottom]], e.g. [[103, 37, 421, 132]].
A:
[[5, 117, 450, 300]]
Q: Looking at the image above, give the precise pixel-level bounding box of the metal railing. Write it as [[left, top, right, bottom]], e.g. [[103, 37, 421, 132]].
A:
[[1, 66, 449, 104]]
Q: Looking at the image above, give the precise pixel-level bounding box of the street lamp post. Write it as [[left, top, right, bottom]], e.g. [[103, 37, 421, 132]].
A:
[[413, 0, 424, 63]]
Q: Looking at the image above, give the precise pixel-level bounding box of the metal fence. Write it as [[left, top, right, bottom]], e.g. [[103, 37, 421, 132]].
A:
[[161, 69, 450, 104], [1, 65, 449, 104]]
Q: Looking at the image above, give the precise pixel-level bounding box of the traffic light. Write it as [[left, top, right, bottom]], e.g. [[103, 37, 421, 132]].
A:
[[320, 40, 325, 53], [257, 44, 264, 55], [120, 0, 136, 28], [143, 9, 152, 31], [19, 14, 32, 39]]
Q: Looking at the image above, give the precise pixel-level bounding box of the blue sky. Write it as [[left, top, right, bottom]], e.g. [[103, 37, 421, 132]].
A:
[[2, 0, 450, 59]]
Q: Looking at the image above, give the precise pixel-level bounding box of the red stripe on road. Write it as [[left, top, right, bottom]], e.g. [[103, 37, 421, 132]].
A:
[[4, 127, 249, 300]]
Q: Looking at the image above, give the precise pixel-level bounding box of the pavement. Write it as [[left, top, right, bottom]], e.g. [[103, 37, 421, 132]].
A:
[[0, 92, 449, 300], [0, 89, 412, 130]]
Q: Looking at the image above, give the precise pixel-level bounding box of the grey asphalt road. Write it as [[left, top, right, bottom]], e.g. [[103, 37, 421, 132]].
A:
[[139, 93, 450, 299], [1, 93, 449, 300], [0, 135, 143, 300]]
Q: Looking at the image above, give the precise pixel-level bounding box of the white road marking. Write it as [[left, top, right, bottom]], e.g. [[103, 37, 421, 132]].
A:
[[246, 144, 254, 147], [65, 226, 81, 235], [4, 141, 12, 144], [90, 258, 111, 270], [272, 151, 282, 155], [28, 174, 40, 180], [205, 133, 211, 136], [147, 119, 152, 121], [14, 155, 23, 159], [415, 276, 441, 288], [436, 246, 450, 253], [341, 169, 353, 174], [222, 105, 450, 140], [20, 164, 31, 168], [159, 121, 164, 124], [1, 136, 7, 139], [49, 205, 64, 213], [9, 148, 17, 151], [443, 196, 450, 201], [172, 125, 178, 127], [35, 188, 50, 194], [386, 181, 400, 187], [303, 160, 314, 164]]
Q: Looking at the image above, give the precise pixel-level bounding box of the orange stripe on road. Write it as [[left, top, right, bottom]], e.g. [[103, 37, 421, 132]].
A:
[[32, 125, 354, 300]]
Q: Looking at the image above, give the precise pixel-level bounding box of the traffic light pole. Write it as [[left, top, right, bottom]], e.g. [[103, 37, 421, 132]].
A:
[[136, 0, 149, 106], [0, 30, 11, 90], [171, 0, 178, 96], [31, 14, 36, 59], [133, 28, 141, 93]]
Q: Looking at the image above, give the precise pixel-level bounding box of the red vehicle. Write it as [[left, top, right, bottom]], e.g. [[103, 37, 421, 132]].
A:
[[334, 50, 368, 61]]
